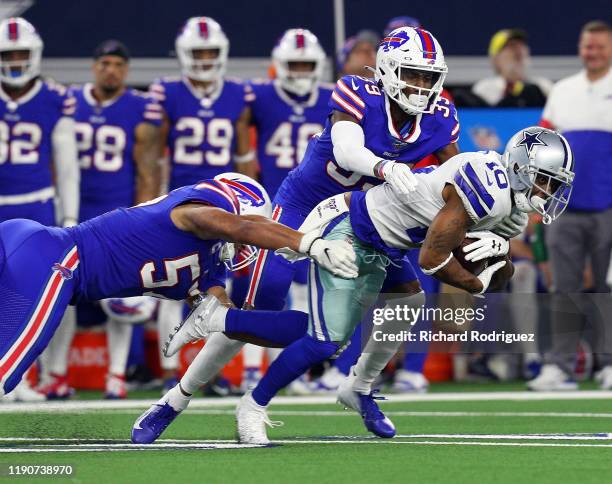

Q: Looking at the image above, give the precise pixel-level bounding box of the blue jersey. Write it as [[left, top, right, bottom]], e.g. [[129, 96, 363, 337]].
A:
[[67, 180, 238, 302], [150, 77, 251, 191], [72, 84, 162, 221], [0, 79, 75, 196], [275, 75, 459, 213], [249, 79, 332, 198]]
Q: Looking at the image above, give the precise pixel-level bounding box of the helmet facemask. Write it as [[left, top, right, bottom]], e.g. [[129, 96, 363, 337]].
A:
[[179, 46, 227, 83], [220, 242, 259, 272], [0, 47, 41, 87], [377, 55, 447, 115], [512, 163, 574, 224], [275, 60, 321, 97]]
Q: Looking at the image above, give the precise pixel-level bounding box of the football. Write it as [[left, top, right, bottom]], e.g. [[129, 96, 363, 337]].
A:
[[453, 238, 513, 290], [453, 238, 489, 275]]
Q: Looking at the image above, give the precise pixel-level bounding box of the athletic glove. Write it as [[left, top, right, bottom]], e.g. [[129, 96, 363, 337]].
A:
[[463, 231, 510, 262], [493, 208, 528, 239], [476, 260, 506, 295], [379, 161, 418, 197]]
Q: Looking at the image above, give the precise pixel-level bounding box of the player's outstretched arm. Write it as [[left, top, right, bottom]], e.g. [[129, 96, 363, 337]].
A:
[[419, 185, 491, 293], [171, 204, 358, 278]]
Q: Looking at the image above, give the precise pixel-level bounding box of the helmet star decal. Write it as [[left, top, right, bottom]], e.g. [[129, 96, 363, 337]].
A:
[[516, 130, 547, 157]]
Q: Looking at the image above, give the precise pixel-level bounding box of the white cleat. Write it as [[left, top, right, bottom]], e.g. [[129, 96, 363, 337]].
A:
[[527, 364, 578, 391], [163, 294, 224, 357], [595, 366, 612, 390], [2, 379, 45, 402], [392, 370, 429, 393], [236, 392, 282, 445]]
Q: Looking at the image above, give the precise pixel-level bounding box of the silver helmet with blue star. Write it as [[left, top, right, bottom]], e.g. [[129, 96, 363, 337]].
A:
[[503, 127, 575, 224]]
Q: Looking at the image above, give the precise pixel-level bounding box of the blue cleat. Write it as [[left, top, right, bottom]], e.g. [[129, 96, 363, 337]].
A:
[[131, 402, 181, 444], [337, 368, 396, 438]]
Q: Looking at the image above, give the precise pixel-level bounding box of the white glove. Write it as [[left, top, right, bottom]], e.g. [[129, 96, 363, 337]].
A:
[[309, 238, 358, 278], [493, 209, 528, 239], [276, 231, 358, 279], [380, 161, 418, 197], [476, 260, 506, 294], [62, 217, 78, 228], [463, 231, 510, 262]]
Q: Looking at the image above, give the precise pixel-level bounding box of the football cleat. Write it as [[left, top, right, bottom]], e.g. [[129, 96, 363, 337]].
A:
[[527, 364, 578, 391], [163, 294, 223, 357], [236, 392, 282, 445], [2, 379, 45, 402], [337, 376, 396, 438], [392, 370, 429, 393], [131, 401, 181, 444], [595, 366, 612, 391], [37, 373, 74, 400], [104, 374, 127, 399]]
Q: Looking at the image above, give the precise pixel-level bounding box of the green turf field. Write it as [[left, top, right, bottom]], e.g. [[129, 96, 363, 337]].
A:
[[1, 384, 612, 483]]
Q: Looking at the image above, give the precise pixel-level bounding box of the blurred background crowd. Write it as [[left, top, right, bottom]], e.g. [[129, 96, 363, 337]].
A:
[[0, 0, 611, 401]]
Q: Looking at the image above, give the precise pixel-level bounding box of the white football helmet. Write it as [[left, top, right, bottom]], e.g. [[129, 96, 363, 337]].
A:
[[272, 28, 325, 97], [0, 18, 43, 87], [213, 173, 272, 271], [375, 27, 447, 115], [100, 297, 157, 325], [175, 16, 229, 83], [503, 127, 575, 224]]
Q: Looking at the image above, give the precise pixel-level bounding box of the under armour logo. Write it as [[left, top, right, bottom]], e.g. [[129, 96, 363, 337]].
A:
[[53, 263, 73, 280]]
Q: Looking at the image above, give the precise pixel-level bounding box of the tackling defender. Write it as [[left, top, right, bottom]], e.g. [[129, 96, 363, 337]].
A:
[[0, 173, 357, 400], [163, 127, 574, 444]]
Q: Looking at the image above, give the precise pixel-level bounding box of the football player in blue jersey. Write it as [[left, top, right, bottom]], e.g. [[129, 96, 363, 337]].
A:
[[242, 28, 332, 391], [39, 40, 164, 400], [0, 18, 79, 402], [0, 173, 357, 410], [149, 17, 259, 388]]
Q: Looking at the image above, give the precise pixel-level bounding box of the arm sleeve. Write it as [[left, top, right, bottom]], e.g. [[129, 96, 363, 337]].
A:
[[52, 117, 80, 224], [330, 120, 381, 176]]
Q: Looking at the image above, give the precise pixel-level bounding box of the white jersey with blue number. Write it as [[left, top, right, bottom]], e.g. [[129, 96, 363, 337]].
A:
[[349, 151, 512, 255]]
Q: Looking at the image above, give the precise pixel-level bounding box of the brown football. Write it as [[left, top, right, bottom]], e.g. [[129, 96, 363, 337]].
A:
[[453, 238, 513, 291]]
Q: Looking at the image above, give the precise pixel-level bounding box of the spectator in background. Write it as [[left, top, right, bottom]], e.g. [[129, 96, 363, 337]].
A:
[[472, 29, 552, 107], [528, 20, 612, 391], [383, 16, 421, 36], [336, 30, 379, 77]]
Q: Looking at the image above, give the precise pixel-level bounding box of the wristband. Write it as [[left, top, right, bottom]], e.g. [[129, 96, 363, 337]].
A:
[[420, 253, 453, 275]]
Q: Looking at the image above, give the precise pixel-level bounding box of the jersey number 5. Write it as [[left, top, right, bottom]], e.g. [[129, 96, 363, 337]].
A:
[[140, 253, 201, 298]]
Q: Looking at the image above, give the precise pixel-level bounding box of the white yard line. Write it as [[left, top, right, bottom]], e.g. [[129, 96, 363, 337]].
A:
[[1, 390, 612, 413]]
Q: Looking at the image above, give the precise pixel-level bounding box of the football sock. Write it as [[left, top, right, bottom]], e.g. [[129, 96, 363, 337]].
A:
[[107, 318, 133, 376], [225, 309, 308, 347], [251, 335, 339, 406], [353, 291, 426, 394], [41, 305, 76, 377], [165, 383, 192, 411], [243, 344, 264, 370], [179, 332, 244, 394], [157, 299, 183, 371]]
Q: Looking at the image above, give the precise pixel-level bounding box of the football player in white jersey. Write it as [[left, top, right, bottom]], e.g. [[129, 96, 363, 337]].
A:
[[165, 127, 575, 443]]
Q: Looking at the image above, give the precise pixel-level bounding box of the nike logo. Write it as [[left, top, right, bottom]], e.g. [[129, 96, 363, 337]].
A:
[[133, 410, 151, 430], [351, 78, 359, 90], [324, 248, 332, 261], [485, 171, 494, 186]]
